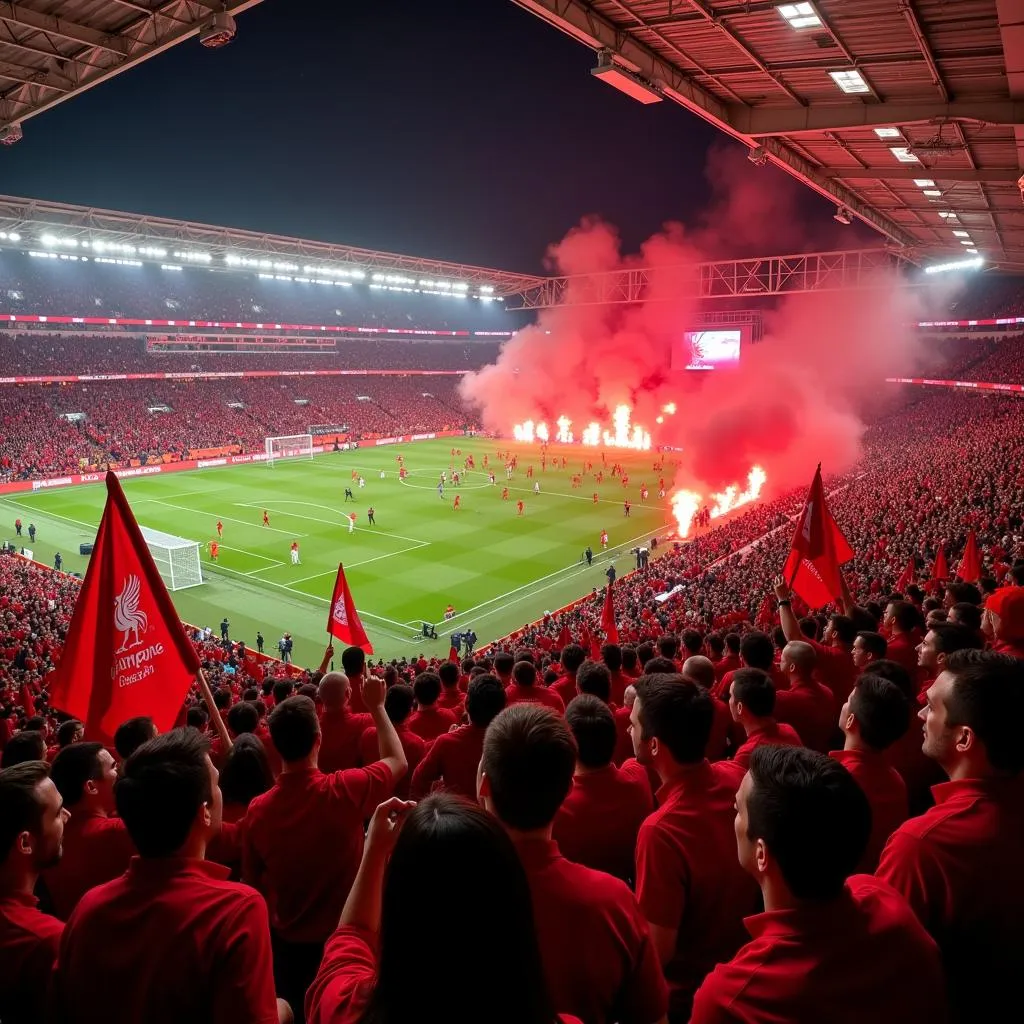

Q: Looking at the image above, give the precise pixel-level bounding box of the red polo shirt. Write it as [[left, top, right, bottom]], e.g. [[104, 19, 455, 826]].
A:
[[885, 633, 921, 676], [552, 763, 654, 884], [409, 723, 485, 801], [42, 810, 136, 921], [551, 673, 577, 707], [318, 708, 372, 773], [877, 775, 1024, 1023], [242, 762, 395, 944], [0, 891, 63, 1024], [689, 876, 947, 1024], [612, 704, 634, 766], [357, 725, 424, 798], [807, 640, 857, 708], [504, 682, 565, 714], [306, 925, 585, 1024], [774, 680, 836, 753], [49, 857, 279, 1024], [732, 720, 803, 770], [635, 760, 760, 1019], [407, 704, 458, 743], [830, 748, 908, 872], [516, 837, 668, 1024], [436, 687, 465, 720]]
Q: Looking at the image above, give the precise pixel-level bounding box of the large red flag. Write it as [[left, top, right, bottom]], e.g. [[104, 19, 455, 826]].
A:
[[556, 624, 571, 649], [327, 563, 374, 654], [955, 531, 981, 583], [931, 546, 950, 583], [19, 683, 35, 718], [49, 472, 201, 745], [782, 465, 855, 610], [895, 557, 916, 592], [601, 580, 619, 644]]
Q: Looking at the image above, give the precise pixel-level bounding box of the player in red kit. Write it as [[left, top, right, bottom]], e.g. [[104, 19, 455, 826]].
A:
[[453, 495, 461, 511], [593, 492, 599, 504], [262, 510, 269, 527], [516, 500, 525, 516], [502, 487, 509, 501], [624, 501, 631, 517], [216, 520, 223, 538], [208, 540, 219, 561], [601, 530, 608, 549]]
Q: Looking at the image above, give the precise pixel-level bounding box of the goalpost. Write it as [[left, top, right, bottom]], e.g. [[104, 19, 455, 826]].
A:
[[140, 526, 204, 591], [265, 434, 314, 467]]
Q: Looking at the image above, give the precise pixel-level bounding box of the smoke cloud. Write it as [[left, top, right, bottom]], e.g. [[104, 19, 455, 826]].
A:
[[460, 144, 945, 500]]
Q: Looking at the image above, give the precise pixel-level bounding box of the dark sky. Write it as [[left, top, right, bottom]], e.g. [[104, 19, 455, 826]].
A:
[[0, 0, 846, 274]]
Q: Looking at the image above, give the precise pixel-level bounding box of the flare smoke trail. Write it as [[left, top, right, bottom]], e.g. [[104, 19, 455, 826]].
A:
[[460, 145, 945, 500]]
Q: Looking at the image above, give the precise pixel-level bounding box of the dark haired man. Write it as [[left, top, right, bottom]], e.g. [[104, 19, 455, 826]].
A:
[[479, 703, 668, 1024], [411, 674, 506, 801], [691, 746, 946, 1023], [553, 695, 653, 884], [504, 659, 565, 713], [630, 674, 758, 1021], [551, 643, 588, 706], [340, 645, 368, 714], [728, 669, 802, 769], [49, 728, 286, 1024], [357, 684, 425, 796], [916, 622, 982, 688], [881, 599, 924, 675], [435, 660, 466, 719], [0, 761, 66, 1024], [878, 650, 1024, 1023], [408, 672, 458, 742], [112, 716, 157, 763], [1, 729, 46, 769]]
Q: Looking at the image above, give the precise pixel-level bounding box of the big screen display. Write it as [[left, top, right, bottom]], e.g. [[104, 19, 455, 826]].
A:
[[681, 329, 742, 370]]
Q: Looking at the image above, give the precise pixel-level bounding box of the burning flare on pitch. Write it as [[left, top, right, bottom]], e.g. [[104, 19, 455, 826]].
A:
[[512, 404, 651, 450], [671, 465, 767, 538]]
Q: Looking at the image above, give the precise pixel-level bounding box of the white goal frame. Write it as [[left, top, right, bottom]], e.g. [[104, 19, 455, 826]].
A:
[[140, 526, 204, 591], [265, 434, 314, 467]]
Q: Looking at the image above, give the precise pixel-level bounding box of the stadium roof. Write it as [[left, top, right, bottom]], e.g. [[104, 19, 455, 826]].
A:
[[0, 1, 264, 132], [513, 1, 1024, 269]]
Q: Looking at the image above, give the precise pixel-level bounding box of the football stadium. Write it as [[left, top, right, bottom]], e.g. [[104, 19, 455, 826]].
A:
[[1, 2, 1023, 1023]]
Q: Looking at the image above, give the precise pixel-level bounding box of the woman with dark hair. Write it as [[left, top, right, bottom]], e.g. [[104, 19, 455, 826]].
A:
[[219, 733, 273, 823], [306, 793, 579, 1024]]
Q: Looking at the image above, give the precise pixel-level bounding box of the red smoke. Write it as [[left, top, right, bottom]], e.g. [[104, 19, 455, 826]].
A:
[[460, 144, 942, 501]]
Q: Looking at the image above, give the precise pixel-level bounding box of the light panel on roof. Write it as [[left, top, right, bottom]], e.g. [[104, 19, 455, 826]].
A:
[[952, 230, 970, 237], [890, 146, 920, 163], [829, 70, 871, 95], [913, 179, 935, 187], [777, 3, 821, 29], [874, 127, 902, 139], [922, 190, 942, 197]]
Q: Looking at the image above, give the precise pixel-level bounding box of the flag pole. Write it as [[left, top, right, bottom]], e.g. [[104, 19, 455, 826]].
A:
[[197, 667, 232, 752]]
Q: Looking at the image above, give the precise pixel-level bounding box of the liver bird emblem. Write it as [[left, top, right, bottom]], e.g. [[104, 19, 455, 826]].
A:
[[114, 575, 149, 652]]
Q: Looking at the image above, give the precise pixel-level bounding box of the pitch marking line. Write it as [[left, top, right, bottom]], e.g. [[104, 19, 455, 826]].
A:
[[234, 502, 431, 548], [147, 500, 306, 538]]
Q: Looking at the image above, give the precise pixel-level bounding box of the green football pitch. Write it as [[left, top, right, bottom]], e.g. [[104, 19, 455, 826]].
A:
[[0, 439, 674, 666]]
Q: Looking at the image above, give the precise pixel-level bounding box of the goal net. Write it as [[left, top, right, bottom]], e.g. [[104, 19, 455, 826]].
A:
[[266, 434, 314, 467], [140, 527, 204, 591]]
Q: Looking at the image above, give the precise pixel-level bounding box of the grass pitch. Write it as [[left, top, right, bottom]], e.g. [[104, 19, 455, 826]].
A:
[[0, 439, 671, 666]]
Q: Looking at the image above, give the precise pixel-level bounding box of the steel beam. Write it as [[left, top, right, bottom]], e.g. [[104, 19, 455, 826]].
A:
[[0, 4, 129, 56], [835, 167, 1024, 182]]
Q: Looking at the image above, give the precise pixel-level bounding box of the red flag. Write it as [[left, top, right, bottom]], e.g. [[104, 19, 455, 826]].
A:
[[601, 580, 619, 644], [19, 683, 35, 718], [48, 472, 201, 746], [956, 531, 981, 583], [931, 546, 950, 583], [895, 557, 916, 592], [556, 624, 571, 649], [755, 593, 774, 630], [782, 465, 854, 610], [326, 563, 374, 654], [448, 646, 459, 663]]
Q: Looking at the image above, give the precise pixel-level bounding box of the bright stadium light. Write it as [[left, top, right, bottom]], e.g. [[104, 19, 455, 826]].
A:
[[923, 256, 984, 275], [777, 3, 821, 30], [875, 127, 902, 139], [591, 50, 663, 104], [952, 230, 970, 237], [890, 146, 920, 163], [830, 70, 871, 95], [913, 179, 935, 187]]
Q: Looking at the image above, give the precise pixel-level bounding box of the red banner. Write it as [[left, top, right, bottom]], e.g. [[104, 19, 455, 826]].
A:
[[0, 369, 467, 385], [887, 378, 1024, 393]]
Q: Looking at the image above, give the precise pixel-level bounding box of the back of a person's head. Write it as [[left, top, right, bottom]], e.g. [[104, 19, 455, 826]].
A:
[[1, 729, 46, 769], [724, 632, 741, 655], [466, 674, 506, 729], [115, 728, 212, 858], [889, 600, 921, 634], [514, 649, 535, 666], [931, 621, 984, 655], [226, 700, 259, 737], [681, 655, 715, 690], [493, 652, 515, 677], [657, 635, 678, 659], [24, 717, 46, 733], [706, 632, 725, 658], [1011, 562, 1024, 587], [340, 645, 365, 677], [437, 661, 460, 688], [186, 706, 209, 731], [576, 660, 611, 702], [413, 672, 442, 707], [0, 760, 51, 862], [114, 716, 157, 762], [512, 660, 537, 688], [739, 631, 774, 670], [272, 679, 294, 705], [745, 745, 870, 901], [942, 649, 1023, 773], [634, 673, 712, 764], [828, 615, 857, 646], [862, 658, 914, 700], [643, 655, 677, 675], [565, 695, 616, 769], [372, 793, 554, 1024], [318, 671, 348, 711], [849, 675, 910, 751], [681, 629, 703, 656], [848, 606, 878, 634], [621, 646, 638, 672], [949, 602, 983, 631], [560, 643, 586, 674], [219, 734, 273, 808], [946, 581, 982, 606], [385, 684, 415, 725], [268, 695, 320, 763], [212, 688, 231, 711], [600, 643, 622, 672], [56, 719, 83, 748], [732, 667, 776, 717], [481, 705, 575, 830], [49, 741, 104, 808]]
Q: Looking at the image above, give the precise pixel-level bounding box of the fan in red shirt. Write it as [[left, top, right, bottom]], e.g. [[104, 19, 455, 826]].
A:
[[242, 687, 406, 1022], [915, 622, 983, 692], [691, 745, 947, 1024], [44, 742, 136, 920], [478, 704, 668, 1024], [316, 672, 371, 774], [877, 649, 1024, 1024], [505, 659, 565, 714], [307, 794, 583, 1024], [550, 644, 587, 707], [0, 760, 67, 1024], [357, 685, 425, 797], [728, 669, 803, 769], [882, 600, 926, 676], [435, 661, 466, 719], [982, 586, 1024, 658], [831, 673, 911, 871], [851, 630, 888, 678], [774, 642, 836, 753], [411, 674, 506, 801], [49, 728, 287, 1024], [407, 672, 458, 742], [553, 695, 653, 884], [630, 674, 759, 1020]]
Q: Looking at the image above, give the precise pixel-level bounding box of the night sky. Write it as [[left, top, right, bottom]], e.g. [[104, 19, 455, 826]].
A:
[[0, 0, 853, 274]]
